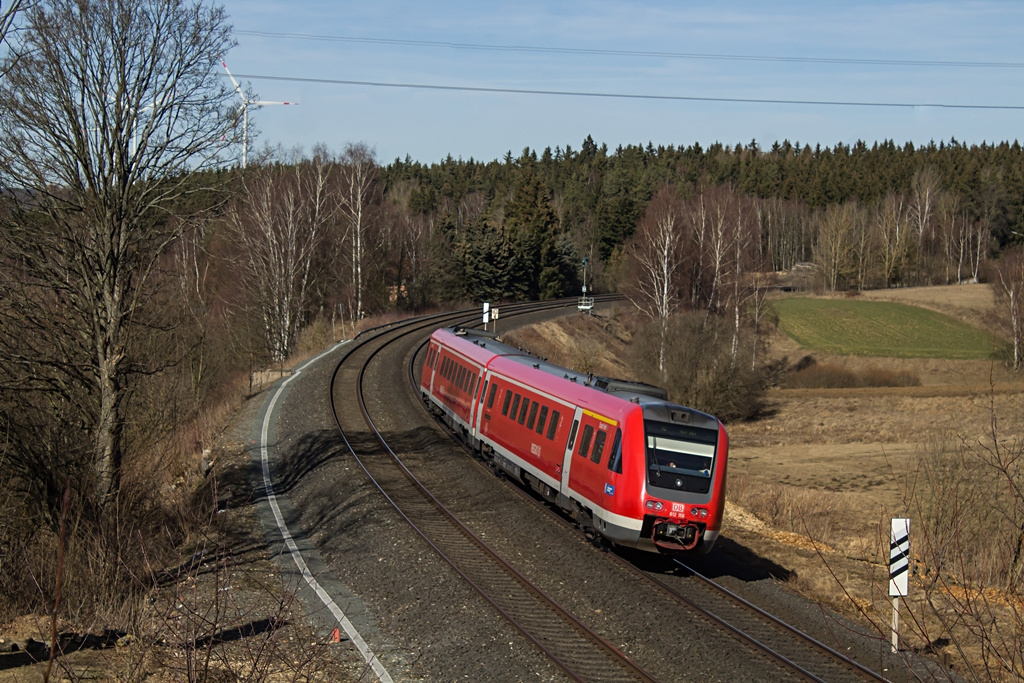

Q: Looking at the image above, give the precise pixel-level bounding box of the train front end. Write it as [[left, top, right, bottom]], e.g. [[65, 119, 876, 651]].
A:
[[636, 404, 728, 554]]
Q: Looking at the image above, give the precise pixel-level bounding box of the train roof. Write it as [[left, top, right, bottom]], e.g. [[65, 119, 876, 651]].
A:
[[439, 326, 670, 404]]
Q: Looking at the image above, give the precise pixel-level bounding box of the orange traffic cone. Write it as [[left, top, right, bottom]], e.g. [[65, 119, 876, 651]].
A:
[[330, 628, 341, 643]]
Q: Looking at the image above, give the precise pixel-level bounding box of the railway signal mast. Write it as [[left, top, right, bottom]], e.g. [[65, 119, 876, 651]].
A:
[[221, 58, 297, 168], [578, 256, 594, 313]]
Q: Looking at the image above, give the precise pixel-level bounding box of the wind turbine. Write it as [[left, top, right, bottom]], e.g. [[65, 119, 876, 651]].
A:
[[221, 58, 296, 168]]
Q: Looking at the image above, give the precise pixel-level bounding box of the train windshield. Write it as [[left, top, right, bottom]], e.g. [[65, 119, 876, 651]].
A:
[[644, 420, 718, 494]]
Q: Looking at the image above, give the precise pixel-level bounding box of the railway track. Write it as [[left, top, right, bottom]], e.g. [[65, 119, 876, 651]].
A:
[[326, 299, 892, 681], [330, 299, 653, 682]]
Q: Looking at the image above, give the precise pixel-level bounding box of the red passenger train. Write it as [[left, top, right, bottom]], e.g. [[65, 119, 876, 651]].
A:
[[420, 326, 729, 555]]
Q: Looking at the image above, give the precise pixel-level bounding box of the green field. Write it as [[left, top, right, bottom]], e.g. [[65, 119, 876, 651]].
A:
[[772, 297, 999, 359]]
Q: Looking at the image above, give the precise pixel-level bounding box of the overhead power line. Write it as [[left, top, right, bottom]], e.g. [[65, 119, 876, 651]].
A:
[[231, 72, 1024, 111], [235, 30, 1024, 70]]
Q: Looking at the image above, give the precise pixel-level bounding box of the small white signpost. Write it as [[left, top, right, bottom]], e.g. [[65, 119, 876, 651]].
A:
[[482, 303, 499, 333], [889, 518, 910, 653]]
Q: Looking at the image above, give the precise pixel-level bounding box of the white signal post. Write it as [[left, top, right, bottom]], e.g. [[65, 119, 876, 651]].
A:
[[889, 518, 910, 653], [221, 57, 297, 168]]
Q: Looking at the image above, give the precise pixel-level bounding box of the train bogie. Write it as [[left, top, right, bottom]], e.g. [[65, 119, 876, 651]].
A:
[[420, 326, 728, 555]]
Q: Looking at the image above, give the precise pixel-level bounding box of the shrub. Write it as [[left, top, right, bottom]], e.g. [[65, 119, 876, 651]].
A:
[[629, 312, 772, 422]]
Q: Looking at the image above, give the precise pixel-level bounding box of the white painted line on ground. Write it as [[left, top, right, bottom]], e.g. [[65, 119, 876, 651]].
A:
[[260, 340, 394, 683]]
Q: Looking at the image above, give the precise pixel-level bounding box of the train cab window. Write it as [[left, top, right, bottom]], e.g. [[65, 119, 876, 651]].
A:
[[607, 429, 623, 474], [517, 399, 530, 425], [510, 394, 521, 419], [577, 425, 594, 457], [502, 390, 513, 416], [479, 379, 486, 401], [547, 411, 560, 440], [487, 383, 498, 408], [535, 406, 548, 434], [591, 430, 607, 464], [566, 417, 577, 448]]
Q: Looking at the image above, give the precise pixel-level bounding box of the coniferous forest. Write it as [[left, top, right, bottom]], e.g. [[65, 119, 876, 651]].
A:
[[382, 135, 1024, 308]]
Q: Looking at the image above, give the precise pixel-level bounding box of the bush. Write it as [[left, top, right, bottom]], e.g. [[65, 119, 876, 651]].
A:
[[629, 312, 772, 422]]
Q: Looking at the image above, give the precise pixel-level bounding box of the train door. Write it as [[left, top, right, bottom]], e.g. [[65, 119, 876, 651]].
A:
[[559, 407, 584, 495], [469, 369, 487, 439]]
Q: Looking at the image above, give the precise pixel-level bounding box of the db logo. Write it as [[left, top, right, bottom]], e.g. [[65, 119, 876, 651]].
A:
[[671, 502, 686, 514], [531, 443, 541, 456]]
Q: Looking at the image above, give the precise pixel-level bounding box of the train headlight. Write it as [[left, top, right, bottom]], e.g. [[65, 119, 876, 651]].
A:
[[691, 506, 708, 518], [645, 500, 664, 511]]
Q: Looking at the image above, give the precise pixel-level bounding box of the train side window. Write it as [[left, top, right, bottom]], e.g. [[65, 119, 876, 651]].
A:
[[535, 406, 548, 434], [487, 383, 498, 408], [526, 402, 538, 429], [440, 357, 447, 377], [547, 411, 560, 440], [517, 399, 530, 424], [478, 378, 486, 401], [607, 429, 623, 474], [577, 425, 594, 457], [564, 415, 575, 446], [510, 393, 521, 419], [502, 390, 512, 416], [468, 374, 477, 397], [591, 430, 607, 464]]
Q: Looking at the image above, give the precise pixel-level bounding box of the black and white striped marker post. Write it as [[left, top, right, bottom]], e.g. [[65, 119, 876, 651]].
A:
[[889, 518, 910, 653]]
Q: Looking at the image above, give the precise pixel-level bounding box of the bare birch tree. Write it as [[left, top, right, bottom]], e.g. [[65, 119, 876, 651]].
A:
[[814, 203, 858, 291], [875, 193, 914, 287], [0, 0, 234, 506], [338, 142, 379, 321], [626, 184, 687, 377], [995, 247, 1024, 370], [228, 151, 338, 362]]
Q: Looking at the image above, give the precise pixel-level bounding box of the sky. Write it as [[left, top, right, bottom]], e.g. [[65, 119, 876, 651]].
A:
[[219, 1, 1024, 166]]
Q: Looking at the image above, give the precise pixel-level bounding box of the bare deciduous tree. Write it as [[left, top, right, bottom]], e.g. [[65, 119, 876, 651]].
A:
[[994, 247, 1024, 370], [0, 0, 234, 507], [339, 142, 379, 321], [814, 202, 859, 291], [875, 193, 914, 288], [626, 184, 687, 376], [228, 151, 338, 362]]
